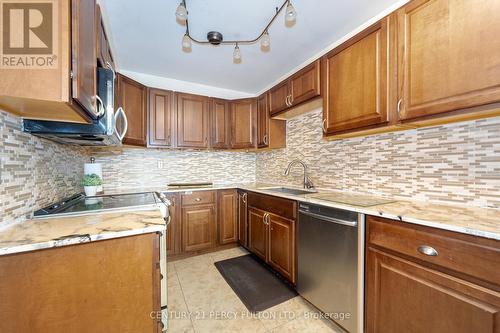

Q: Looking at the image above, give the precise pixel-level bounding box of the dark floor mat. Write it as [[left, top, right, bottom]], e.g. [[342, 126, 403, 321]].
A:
[[214, 254, 298, 313]]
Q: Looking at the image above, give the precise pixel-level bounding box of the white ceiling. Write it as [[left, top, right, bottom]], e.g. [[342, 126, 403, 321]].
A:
[[98, 0, 404, 98]]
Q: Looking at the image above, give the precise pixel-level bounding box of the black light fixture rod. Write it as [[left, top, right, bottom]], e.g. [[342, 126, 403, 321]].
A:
[[183, 0, 290, 45]]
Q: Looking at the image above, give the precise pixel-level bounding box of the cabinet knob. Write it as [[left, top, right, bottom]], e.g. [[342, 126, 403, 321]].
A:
[[417, 245, 438, 257], [195, 197, 201, 202]]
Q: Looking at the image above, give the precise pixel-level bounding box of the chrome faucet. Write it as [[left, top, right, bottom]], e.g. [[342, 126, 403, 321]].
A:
[[284, 159, 315, 189]]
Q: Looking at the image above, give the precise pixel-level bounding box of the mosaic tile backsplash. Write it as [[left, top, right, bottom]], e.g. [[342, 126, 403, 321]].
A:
[[256, 109, 500, 209], [0, 110, 88, 228], [88, 147, 256, 193]]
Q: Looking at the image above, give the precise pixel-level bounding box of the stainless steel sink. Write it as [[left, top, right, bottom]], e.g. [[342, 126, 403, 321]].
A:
[[260, 187, 317, 195]]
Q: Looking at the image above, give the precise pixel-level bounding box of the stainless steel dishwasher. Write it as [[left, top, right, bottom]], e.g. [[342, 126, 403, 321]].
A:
[[297, 203, 364, 333]]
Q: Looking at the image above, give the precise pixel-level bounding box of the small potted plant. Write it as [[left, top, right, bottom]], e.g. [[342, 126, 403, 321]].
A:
[[81, 173, 102, 197]]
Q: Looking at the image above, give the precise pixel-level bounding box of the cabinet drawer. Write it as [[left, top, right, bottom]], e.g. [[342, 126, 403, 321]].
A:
[[247, 192, 297, 220], [367, 216, 500, 289], [181, 191, 215, 206]]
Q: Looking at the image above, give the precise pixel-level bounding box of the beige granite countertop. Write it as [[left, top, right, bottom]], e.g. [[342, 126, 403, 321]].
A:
[[0, 207, 166, 256], [107, 183, 500, 241]]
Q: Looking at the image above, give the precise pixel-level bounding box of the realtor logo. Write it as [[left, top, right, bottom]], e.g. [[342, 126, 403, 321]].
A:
[[0, 0, 57, 68]]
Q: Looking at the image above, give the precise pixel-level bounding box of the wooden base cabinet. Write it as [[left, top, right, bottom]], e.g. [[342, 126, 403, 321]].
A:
[[237, 191, 248, 248], [247, 192, 297, 284], [365, 216, 500, 333], [181, 204, 216, 253], [218, 189, 238, 244], [0, 234, 162, 333]]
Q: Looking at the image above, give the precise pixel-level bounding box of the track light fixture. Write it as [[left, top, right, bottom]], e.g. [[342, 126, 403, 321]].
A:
[[175, 0, 297, 63]]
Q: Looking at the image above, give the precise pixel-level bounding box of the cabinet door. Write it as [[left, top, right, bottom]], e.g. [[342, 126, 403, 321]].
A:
[[71, 0, 97, 118], [322, 19, 390, 135], [238, 191, 248, 248], [290, 60, 321, 106], [268, 213, 296, 283], [148, 88, 173, 147], [248, 207, 268, 261], [218, 190, 238, 245], [96, 4, 114, 69], [165, 193, 180, 256], [269, 80, 290, 116], [230, 98, 257, 149], [176, 93, 210, 148], [256, 93, 270, 148], [397, 0, 500, 121], [211, 99, 230, 149], [366, 247, 500, 333], [181, 205, 215, 253], [116, 74, 148, 146]]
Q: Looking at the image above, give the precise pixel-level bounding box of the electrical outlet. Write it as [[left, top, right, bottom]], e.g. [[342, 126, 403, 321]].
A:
[[157, 160, 164, 169]]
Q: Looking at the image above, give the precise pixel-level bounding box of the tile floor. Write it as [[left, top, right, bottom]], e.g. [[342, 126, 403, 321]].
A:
[[166, 247, 343, 333]]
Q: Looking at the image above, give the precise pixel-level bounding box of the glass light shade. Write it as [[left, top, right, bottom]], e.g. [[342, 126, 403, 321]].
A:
[[261, 32, 270, 48], [182, 34, 191, 48], [233, 45, 241, 61], [175, 3, 188, 20], [285, 2, 297, 22]]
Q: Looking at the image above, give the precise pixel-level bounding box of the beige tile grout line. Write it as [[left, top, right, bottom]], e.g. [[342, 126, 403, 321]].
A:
[[172, 262, 198, 333]]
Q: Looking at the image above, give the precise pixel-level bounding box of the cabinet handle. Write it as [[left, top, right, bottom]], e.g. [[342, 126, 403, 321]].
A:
[[417, 245, 438, 257], [397, 99, 403, 116], [242, 193, 247, 203], [322, 119, 327, 134], [263, 134, 268, 145], [289, 94, 293, 105], [285, 96, 289, 107]]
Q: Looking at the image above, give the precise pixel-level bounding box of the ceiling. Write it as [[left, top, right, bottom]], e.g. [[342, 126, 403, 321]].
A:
[[98, 0, 403, 97]]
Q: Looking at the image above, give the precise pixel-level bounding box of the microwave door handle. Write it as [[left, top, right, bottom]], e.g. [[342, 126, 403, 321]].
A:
[[114, 107, 128, 141]]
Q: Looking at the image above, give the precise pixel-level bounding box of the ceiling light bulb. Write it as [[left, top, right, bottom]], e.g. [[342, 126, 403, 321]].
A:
[[285, 2, 297, 22], [182, 34, 191, 49], [175, 2, 188, 21], [261, 32, 270, 48], [233, 44, 241, 61]]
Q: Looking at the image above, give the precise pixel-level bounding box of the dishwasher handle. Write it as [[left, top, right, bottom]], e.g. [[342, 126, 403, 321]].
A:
[[299, 210, 358, 227]]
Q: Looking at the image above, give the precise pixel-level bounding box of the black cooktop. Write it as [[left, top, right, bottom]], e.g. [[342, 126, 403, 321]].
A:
[[34, 192, 158, 217]]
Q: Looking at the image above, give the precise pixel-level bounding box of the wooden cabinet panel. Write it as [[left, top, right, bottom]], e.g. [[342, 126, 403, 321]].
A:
[[0, 234, 161, 333], [268, 213, 296, 283], [397, 0, 500, 121], [269, 81, 290, 116], [176, 93, 210, 148], [218, 189, 238, 245], [248, 207, 268, 261], [290, 60, 321, 106], [238, 191, 248, 248], [257, 93, 286, 149], [211, 99, 230, 149], [230, 99, 257, 149], [71, 0, 97, 118], [181, 205, 215, 252], [256, 93, 270, 148], [322, 19, 390, 134], [148, 88, 173, 147], [165, 193, 180, 256], [96, 4, 114, 69], [181, 191, 215, 206], [365, 247, 500, 333], [116, 74, 147, 146]]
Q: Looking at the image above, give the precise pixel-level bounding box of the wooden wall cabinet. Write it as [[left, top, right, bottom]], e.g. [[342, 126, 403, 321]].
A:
[[148, 88, 174, 147], [397, 0, 500, 123], [322, 18, 392, 135], [180, 191, 216, 253], [116, 74, 148, 146], [211, 99, 231, 149], [217, 189, 238, 244], [0, 0, 98, 123], [365, 216, 500, 333], [176, 93, 210, 149], [237, 191, 248, 248], [269, 60, 321, 116], [247, 192, 297, 284], [96, 4, 114, 69], [230, 98, 257, 149], [257, 93, 286, 149], [0, 234, 162, 333]]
